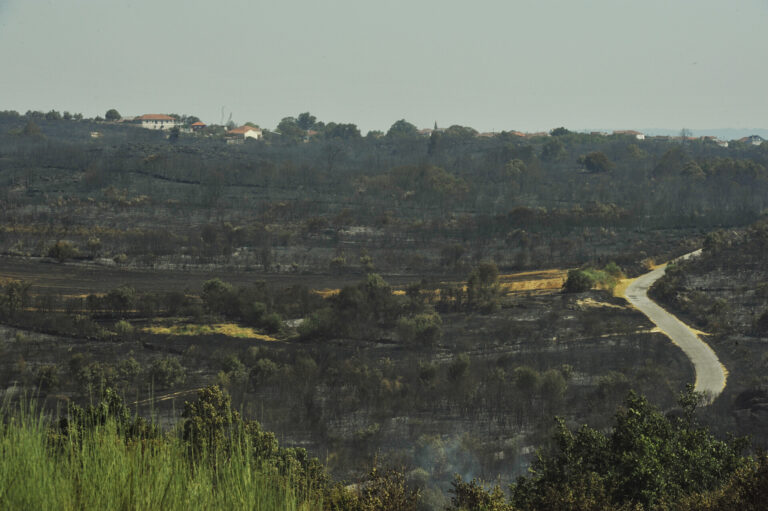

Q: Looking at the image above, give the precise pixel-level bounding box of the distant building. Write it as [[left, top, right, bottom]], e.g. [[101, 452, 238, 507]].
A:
[[138, 114, 178, 130], [190, 121, 206, 131], [701, 136, 729, 148], [613, 130, 645, 140], [226, 125, 263, 144], [737, 135, 764, 146]]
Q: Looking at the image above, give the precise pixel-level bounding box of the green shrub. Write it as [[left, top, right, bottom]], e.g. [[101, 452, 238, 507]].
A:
[[47, 240, 78, 262], [149, 357, 186, 388]]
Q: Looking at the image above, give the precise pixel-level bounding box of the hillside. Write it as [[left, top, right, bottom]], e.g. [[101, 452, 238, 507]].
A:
[[650, 220, 768, 444]]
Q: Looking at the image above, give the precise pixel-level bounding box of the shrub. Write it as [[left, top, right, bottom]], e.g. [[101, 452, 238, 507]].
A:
[[47, 241, 78, 262], [563, 269, 594, 293], [397, 312, 442, 346], [149, 357, 186, 388]]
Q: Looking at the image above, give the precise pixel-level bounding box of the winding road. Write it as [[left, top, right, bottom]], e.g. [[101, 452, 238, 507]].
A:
[[623, 250, 727, 402]]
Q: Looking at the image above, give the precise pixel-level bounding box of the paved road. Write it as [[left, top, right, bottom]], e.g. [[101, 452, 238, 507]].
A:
[[624, 251, 727, 402]]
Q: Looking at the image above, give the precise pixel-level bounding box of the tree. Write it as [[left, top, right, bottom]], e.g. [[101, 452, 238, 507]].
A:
[[201, 278, 235, 315], [324, 122, 360, 140], [562, 269, 594, 293], [21, 120, 42, 138], [105, 109, 121, 121], [578, 151, 614, 173], [541, 138, 566, 161], [550, 126, 571, 136], [510, 388, 748, 510], [386, 119, 418, 138], [47, 240, 77, 261], [276, 117, 304, 141], [296, 112, 317, 130]]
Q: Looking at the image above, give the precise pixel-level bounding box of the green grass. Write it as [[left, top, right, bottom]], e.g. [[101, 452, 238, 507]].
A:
[[0, 403, 317, 511]]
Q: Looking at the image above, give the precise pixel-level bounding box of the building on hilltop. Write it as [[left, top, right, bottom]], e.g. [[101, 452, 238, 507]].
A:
[[138, 114, 178, 130], [737, 135, 764, 146], [612, 130, 645, 140], [225, 125, 263, 144]]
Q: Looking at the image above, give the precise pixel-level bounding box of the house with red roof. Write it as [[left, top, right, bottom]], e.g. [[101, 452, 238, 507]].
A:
[[138, 114, 178, 130], [190, 121, 206, 131], [225, 125, 263, 144]]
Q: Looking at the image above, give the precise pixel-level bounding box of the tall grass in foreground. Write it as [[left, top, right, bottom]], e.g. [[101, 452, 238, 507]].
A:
[[0, 403, 318, 511]]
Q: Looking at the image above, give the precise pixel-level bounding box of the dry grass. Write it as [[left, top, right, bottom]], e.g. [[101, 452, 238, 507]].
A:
[[577, 298, 626, 309], [312, 269, 568, 299], [613, 278, 634, 298], [142, 323, 278, 341], [498, 269, 568, 294]]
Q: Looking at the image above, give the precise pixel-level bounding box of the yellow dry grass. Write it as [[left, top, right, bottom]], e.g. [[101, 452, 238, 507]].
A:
[[612, 278, 635, 298], [311, 269, 568, 299], [577, 298, 626, 309], [313, 288, 340, 298], [498, 270, 568, 294], [142, 323, 277, 341]]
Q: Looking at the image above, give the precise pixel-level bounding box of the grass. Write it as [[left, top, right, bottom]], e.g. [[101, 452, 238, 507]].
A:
[[0, 403, 316, 510], [142, 322, 278, 341]]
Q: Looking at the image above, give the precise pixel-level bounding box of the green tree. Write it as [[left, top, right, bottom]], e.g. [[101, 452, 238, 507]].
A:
[[105, 109, 121, 121], [550, 126, 571, 136], [47, 240, 78, 262], [21, 120, 42, 138], [541, 138, 566, 161], [578, 151, 614, 173], [511, 388, 748, 510], [562, 269, 594, 293], [296, 112, 317, 130], [201, 278, 235, 315], [324, 122, 360, 140], [276, 117, 304, 141], [386, 119, 418, 138], [149, 357, 186, 388]]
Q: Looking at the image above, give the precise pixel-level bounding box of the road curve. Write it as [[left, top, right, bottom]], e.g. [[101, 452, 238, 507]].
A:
[[623, 251, 727, 402]]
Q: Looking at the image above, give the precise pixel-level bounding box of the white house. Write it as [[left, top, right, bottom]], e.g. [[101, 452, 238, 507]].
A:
[[226, 125, 263, 143], [613, 130, 645, 140], [738, 135, 764, 146], [138, 114, 178, 130]]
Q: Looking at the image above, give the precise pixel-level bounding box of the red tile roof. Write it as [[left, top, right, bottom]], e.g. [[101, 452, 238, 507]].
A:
[[227, 125, 261, 135], [139, 114, 175, 121], [191, 121, 206, 127]]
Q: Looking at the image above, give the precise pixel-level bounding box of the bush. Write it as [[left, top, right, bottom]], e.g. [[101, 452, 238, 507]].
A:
[[563, 269, 594, 293], [113, 320, 134, 338], [261, 312, 283, 334], [47, 241, 78, 262], [149, 357, 186, 388], [397, 312, 442, 346]]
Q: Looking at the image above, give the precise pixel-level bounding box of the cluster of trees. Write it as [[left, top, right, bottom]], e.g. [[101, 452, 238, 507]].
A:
[[449, 388, 766, 511]]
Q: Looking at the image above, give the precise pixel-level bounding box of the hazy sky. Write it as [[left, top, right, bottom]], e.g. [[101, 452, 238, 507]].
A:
[[1, 0, 766, 133]]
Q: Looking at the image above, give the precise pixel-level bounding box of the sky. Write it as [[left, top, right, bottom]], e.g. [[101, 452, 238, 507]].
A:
[[0, 0, 766, 133]]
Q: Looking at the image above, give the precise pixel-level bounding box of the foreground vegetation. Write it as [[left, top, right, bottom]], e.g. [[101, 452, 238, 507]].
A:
[[2, 386, 767, 510]]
